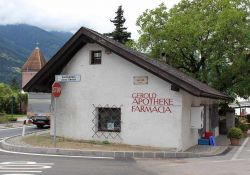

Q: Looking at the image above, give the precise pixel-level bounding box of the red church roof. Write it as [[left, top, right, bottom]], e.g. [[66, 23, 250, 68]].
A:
[[22, 47, 46, 72]]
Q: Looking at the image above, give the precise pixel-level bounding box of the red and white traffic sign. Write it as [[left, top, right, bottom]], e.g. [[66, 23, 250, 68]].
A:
[[52, 82, 61, 97]]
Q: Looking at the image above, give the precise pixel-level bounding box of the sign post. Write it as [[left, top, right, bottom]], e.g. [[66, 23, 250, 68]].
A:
[[52, 82, 61, 147], [22, 120, 26, 137]]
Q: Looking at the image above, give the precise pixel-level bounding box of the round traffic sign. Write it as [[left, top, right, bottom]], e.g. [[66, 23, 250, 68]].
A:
[[52, 82, 61, 97]]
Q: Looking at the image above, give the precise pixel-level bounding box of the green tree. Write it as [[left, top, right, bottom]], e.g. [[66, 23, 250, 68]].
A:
[[105, 5, 131, 44], [10, 77, 20, 91], [0, 83, 27, 114], [0, 83, 13, 113], [16, 91, 28, 114], [136, 0, 250, 98]]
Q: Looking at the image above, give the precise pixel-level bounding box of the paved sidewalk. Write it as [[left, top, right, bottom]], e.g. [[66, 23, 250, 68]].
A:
[[0, 132, 232, 159], [186, 135, 245, 156], [186, 145, 229, 156]]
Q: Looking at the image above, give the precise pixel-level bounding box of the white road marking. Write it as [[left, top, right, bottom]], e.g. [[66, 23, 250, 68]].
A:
[[231, 137, 249, 160], [0, 127, 24, 131], [212, 158, 250, 163], [2, 174, 34, 175], [0, 126, 34, 131], [0, 161, 53, 174], [0, 161, 53, 165], [0, 166, 51, 169], [158, 158, 250, 167], [0, 164, 54, 166], [0, 170, 41, 173], [0, 148, 114, 159]]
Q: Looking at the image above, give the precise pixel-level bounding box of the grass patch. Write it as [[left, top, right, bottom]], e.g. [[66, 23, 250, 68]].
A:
[[0, 114, 25, 124], [102, 140, 110, 145], [22, 132, 174, 151], [0, 116, 18, 123], [0, 117, 8, 124], [6, 114, 26, 118]]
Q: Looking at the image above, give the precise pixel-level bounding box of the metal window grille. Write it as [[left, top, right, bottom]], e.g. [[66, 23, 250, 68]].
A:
[[91, 104, 122, 140]]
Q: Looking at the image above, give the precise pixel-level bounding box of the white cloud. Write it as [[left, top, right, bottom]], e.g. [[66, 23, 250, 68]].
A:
[[0, 0, 180, 39]]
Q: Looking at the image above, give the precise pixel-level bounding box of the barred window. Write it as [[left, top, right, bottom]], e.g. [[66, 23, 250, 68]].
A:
[[90, 50, 102, 64], [98, 107, 121, 132]]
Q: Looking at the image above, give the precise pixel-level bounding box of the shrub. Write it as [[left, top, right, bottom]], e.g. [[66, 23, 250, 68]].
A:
[[7, 116, 17, 122], [227, 127, 243, 139], [235, 117, 240, 127], [102, 141, 110, 145], [239, 123, 248, 132]]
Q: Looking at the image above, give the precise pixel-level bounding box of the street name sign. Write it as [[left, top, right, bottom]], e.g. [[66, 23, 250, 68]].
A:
[[55, 75, 81, 82]]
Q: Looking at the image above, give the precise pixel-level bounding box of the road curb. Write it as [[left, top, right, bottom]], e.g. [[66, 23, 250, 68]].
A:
[[198, 146, 231, 157], [0, 135, 201, 159]]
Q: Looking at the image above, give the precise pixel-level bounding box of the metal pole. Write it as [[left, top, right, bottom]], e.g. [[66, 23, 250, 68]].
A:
[[22, 120, 26, 137], [53, 97, 57, 147], [11, 96, 14, 117]]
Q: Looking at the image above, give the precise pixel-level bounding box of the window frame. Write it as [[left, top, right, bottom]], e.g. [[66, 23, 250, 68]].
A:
[[90, 50, 102, 65], [97, 107, 121, 132]]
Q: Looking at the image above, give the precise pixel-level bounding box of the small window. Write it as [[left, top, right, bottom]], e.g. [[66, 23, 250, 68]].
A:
[[91, 50, 102, 64], [98, 107, 121, 132]]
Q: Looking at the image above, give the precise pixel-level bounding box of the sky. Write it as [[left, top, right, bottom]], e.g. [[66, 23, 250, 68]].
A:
[[0, 0, 180, 39]]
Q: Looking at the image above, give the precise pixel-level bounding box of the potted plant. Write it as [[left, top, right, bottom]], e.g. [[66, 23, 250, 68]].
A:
[[239, 123, 248, 137], [227, 127, 243, 146]]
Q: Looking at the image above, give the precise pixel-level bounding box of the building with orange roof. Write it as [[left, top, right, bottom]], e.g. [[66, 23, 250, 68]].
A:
[[21, 47, 51, 128], [21, 47, 47, 88]]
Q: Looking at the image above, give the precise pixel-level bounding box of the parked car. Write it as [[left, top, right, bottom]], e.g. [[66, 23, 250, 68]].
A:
[[30, 115, 50, 128], [27, 93, 51, 128]]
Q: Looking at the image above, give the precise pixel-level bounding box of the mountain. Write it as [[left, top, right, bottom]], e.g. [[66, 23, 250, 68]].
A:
[[0, 24, 72, 84]]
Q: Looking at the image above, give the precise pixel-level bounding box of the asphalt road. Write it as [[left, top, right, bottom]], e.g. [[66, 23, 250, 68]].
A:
[[0, 125, 44, 139], [0, 146, 250, 175], [0, 153, 153, 175], [0, 126, 250, 175]]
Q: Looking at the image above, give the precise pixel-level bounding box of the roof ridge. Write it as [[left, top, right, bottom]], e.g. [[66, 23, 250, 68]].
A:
[[81, 27, 227, 97], [23, 26, 229, 100]]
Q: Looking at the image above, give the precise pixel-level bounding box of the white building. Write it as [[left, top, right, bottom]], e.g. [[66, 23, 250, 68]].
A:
[[230, 97, 250, 116], [23, 27, 229, 151]]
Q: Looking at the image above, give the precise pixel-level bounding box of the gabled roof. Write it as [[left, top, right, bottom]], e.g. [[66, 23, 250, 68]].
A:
[[23, 27, 229, 100], [22, 47, 46, 71]]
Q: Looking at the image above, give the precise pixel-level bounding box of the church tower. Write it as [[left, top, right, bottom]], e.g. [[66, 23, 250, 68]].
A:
[[21, 47, 51, 125], [21, 47, 46, 88]]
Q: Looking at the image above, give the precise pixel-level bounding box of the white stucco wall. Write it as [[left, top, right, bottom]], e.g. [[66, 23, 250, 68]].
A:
[[180, 91, 216, 151], [181, 91, 199, 151], [51, 43, 183, 149]]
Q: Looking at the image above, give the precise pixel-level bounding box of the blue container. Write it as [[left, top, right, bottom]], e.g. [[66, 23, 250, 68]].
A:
[[209, 136, 216, 146], [198, 138, 210, 145]]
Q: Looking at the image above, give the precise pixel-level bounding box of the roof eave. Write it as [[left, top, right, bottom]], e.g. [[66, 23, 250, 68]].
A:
[[200, 92, 230, 100], [23, 27, 230, 101], [23, 28, 85, 92]]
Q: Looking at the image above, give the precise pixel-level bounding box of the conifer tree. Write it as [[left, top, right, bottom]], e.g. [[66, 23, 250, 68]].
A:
[[105, 5, 131, 44]]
